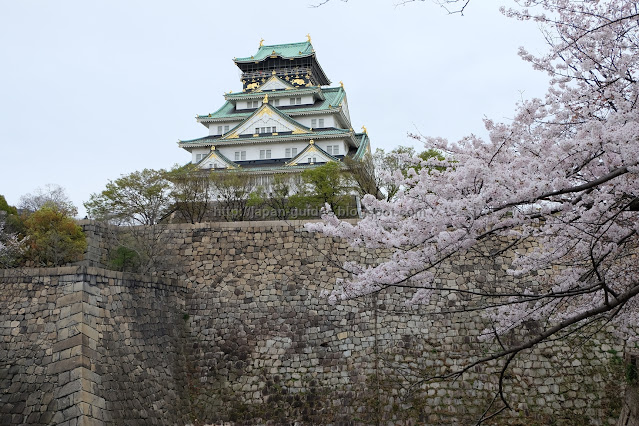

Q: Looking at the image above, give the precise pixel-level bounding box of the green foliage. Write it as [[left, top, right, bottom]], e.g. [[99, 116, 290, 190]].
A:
[[373, 146, 446, 201], [343, 153, 383, 200], [108, 245, 140, 272], [0, 195, 18, 216], [210, 172, 256, 221], [300, 162, 349, 213], [23, 206, 87, 266], [85, 168, 172, 225], [251, 174, 305, 220], [0, 194, 25, 237], [166, 165, 213, 224]]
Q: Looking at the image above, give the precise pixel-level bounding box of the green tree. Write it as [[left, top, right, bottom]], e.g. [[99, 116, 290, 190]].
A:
[[108, 245, 141, 272], [0, 194, 25, 237], [84, 169, 172, 225], [0, 195, 18, 217], [167, 165, 213, 224], [371, 146, 445, 201], [300, 162, 349, 213], [252, 174, 305, 220], [24, 206, 87, 267], [344, 153, 383, 201], [210, 172, 257, 221]]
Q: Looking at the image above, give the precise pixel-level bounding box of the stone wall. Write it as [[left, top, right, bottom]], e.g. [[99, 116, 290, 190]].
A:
[[0, 220, 630, 424], [164, 222, 625, 424], [0, 266, 189, 426]]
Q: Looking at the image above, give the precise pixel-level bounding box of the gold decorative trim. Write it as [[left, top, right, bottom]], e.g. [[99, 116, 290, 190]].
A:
[[257, 108, 273, 117]]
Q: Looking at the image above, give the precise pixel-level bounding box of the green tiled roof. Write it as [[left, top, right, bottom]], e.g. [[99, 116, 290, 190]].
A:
[[286, 87, 345, 114], [353, 133, 371, 161], [207, 164, 332, 173], [288, 142, 341, 165], [178, 128, 353, 147], [198, 86, 347, 121], [235, 41, 314, 63], [227, 103, 313, 138], [197, 149, 237, 168], [224, 87, 322, 101]]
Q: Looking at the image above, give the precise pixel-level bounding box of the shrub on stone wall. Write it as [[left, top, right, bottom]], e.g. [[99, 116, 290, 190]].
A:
[[23, 205, 86, 266]]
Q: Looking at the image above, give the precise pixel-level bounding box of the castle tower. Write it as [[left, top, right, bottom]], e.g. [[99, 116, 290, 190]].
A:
[[178, 38, 371, 186]]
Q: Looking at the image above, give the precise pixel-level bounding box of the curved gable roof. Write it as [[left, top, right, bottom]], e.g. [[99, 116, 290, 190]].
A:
[[234, 42, 314, 64]]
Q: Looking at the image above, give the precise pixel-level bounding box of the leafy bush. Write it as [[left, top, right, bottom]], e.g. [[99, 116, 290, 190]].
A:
[[24, 206, 86, 266]]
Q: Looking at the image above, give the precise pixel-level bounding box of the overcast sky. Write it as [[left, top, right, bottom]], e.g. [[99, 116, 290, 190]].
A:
[[0, 0, 549, 217]]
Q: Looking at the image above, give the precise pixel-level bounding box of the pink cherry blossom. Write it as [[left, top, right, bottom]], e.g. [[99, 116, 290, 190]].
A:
[[309, 0, 639, 378]]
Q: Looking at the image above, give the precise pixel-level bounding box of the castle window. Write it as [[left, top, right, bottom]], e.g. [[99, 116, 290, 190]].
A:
[[318, 118, 324, 127], [285, 147, 298, 158], [235, 151, 246, 161], [260, 149, 272, 159], [256, 127, 276, 134], [327, 145, 339, 155], [224, 125, 229, 133], [270, 99, 280, 106], [289, 97, 301, 105], [217, 125, 223, 134], [311, 119, 316, 127], [195, 153, 205, 162], [247, 100, 259, 109]]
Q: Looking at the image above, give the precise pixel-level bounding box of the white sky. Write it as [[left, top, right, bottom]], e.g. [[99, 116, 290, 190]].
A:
[[0, 0, 548, 217]]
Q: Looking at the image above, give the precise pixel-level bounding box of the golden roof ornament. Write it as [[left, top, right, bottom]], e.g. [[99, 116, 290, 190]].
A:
[[259, 38, 264, 47], [309, 139, 315, 145], [263, 93, 269, 103], [340, 81, 344, 88], [306, 33, 312, 43], [272, 70, 277, 75], [362, 125, 368, 134], [211, 146, 216, 150]]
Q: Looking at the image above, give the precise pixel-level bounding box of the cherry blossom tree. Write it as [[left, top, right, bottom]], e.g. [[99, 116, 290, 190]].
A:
[[310, 0, 639, 420], [0, 218, 24, 268]]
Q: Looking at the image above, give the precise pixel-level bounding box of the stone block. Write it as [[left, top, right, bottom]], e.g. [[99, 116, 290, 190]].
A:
[[49, 355, 91, 375], [52, 334, 87, 353]]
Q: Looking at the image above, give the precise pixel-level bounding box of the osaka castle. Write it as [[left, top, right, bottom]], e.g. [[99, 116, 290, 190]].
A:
[[177, 37, 371, 183]]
